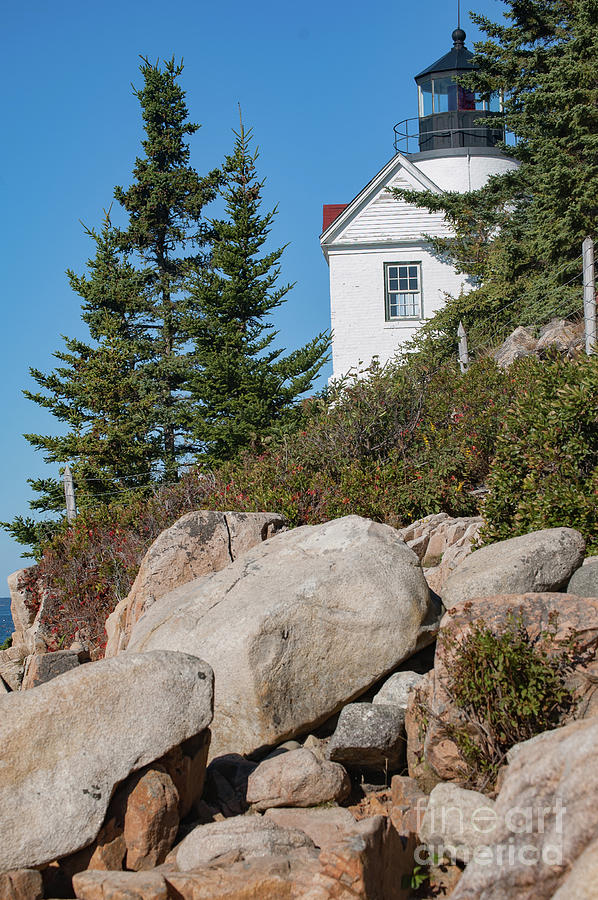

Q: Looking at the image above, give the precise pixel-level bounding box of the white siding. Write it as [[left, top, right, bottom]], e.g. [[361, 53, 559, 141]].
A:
[[336, 169, 449, 244], [322, 149, 519, 381], [329, 246, 468, 380]]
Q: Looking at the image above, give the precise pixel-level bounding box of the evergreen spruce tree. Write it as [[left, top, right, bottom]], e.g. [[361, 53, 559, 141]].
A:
[[4, 58, 220, 552], [392, 0, 598, 354], [3, 218, 158, 554], [188, 118, 329, 461], [114, 57, 222, 479]]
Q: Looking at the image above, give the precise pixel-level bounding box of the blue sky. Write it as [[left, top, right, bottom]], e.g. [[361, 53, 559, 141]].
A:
[[0, 0, 505, 582]]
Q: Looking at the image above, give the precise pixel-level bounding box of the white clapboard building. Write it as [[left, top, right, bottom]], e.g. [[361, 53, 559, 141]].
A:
[[320, 28, 518, 381]]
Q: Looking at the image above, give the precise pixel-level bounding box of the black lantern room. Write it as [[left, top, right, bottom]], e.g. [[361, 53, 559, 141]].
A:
[[414, 29, 503, 152]]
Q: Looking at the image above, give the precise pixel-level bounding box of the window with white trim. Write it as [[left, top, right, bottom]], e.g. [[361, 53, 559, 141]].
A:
[[385, 263, 422, 319]]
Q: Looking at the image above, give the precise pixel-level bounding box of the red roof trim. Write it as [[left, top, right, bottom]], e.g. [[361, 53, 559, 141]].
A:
[[322, 204, 348, 234]]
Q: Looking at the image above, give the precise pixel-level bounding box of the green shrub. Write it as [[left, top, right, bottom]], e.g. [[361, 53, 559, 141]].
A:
[[440, 613, 581, 790], [481, 353, 598, 552], [27, 354, 529, 655]]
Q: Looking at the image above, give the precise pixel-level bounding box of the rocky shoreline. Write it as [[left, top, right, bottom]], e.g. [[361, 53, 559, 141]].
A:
[[1, 511, 597, 898]]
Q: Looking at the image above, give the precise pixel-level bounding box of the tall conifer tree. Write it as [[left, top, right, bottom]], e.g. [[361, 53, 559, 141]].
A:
[[188, 118, 329, 461], [4, 58, 220, 552], [114, 57, 221, 479]]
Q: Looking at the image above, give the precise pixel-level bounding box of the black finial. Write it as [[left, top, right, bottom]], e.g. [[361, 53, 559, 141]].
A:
[[452, 27, 466, 48]]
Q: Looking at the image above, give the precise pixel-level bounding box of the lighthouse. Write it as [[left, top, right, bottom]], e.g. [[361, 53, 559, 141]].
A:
[[320, 27, 518, 382]]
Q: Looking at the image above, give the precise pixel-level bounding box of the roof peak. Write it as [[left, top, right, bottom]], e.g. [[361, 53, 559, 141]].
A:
[[414, 30, 476, 80]]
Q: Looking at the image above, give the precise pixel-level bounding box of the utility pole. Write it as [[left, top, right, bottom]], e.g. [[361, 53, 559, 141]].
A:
[[457, 321, 469, 372], [583, 236, 596, 355], [63, 465, 77, 524]]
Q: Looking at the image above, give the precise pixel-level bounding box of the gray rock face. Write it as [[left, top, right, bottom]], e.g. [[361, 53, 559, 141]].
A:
[[0, 869, 44, 899], [0, 651, 213, 870], [551, 836, 598, 899], [105, 510, 286, 656], [264, 806, 359, 849], [246, 748, 350, 811], [373, 671, 423, 709], [419, 783, 497, 863], [328, 702, 406, 770], [0, 644, 27, 691], [21, 649, 84, 690], [174, 817, 316, 870], [398, 514, 483, 594], [127, 516, 437, 758], [7, 569, 36, 644], [442, 528, 585, 609], [7, 568, 49, 656], [451, 716, 598, 899], [567, 557, 598, 597], [493, 326, 537, 368], [536, 318, 583, 355]]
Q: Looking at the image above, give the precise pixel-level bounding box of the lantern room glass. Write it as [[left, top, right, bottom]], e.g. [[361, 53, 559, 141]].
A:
[[418, 77, 500, 116]]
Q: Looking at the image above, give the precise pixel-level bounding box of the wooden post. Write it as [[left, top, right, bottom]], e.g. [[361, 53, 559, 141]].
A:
[[583, 236, 596, 355], [63, 465, 77, 523], [457, 321, 469, 372]]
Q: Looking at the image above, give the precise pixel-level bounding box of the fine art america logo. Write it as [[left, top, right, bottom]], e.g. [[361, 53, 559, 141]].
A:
[[413, 797, 567, 867]]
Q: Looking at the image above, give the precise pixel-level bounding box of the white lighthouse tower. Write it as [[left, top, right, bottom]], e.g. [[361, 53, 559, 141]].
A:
[[320, 27, 518, 381]]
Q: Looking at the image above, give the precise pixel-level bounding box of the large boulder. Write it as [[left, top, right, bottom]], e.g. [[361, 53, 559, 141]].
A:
[[328, 702, 406, 771], [21, 648, 87, 690], [397, 514, 483, 593], [493, 326, 537, 368], [535, 317, 583, 356], [442, 528, 585, 609], [73, 870, 170, 899], [74, 817, 415, 899], [0, 650, 213, 870], [407, 592, 598, 787], [174, 817, 316, 870], [264, 807, 359, 849], [451, 716, 598, 899], [0, 644, 27, 691], [105, 510, 286, 656], [372, 671, 423, 709], [128, 516, 438, 758], [419, 783, 497, 863], [122, 766, 180, 871], [246, 748, 350, 811], [551, 835, 598, 899], [567, 556, 598, 597], [0, 870, 44, 900]]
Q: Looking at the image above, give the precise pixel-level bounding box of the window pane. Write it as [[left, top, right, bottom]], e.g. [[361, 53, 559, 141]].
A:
[[405, 294, 419, 316], [458, 85, 476, 110], [489, 91, 501, 112], [434, 77, 456, 113], [387, 264, 421, 319], [420, 81, 433, 116]]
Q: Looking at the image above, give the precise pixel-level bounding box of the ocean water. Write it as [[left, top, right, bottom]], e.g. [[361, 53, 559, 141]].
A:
[[0, 598, 13, 645]]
